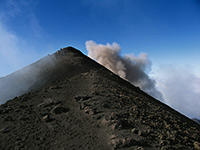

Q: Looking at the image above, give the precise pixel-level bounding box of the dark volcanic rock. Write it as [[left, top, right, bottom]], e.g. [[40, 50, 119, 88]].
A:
[[52, 106, 69, 114], [193, 118, 200, 125], [0, 47, 200, 150]]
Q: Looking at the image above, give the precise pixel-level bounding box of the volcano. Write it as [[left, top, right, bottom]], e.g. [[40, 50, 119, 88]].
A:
[[0, 47, 199, 150]]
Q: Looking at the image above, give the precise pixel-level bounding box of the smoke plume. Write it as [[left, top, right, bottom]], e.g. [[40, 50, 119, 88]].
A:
[[85, 40, 163, 100]]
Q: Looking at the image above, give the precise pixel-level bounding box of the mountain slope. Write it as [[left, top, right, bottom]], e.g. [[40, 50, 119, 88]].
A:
[[0, 47, 93, 103], [0, 47, 200, 150]]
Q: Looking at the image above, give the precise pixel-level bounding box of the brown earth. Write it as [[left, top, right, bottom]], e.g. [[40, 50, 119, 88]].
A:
[[0, 47, 200, 150]]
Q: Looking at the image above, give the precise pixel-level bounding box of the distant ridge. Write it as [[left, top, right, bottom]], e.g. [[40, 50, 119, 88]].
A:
[[0, 47, 199, 150]]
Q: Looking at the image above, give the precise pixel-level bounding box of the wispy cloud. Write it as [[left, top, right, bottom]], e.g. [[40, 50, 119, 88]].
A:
[[0, 23, 22, 76], [0, 0, 43, 76], [28, 12, 43, 37], [2, 0, 42, 37]]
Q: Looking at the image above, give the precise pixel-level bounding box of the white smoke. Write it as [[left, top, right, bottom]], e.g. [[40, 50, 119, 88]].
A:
[[85, 40, 163, 100], [156, 66, 200, 118]]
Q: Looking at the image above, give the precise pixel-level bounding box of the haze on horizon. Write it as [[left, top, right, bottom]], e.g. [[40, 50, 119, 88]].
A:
[[0, 0, 200, 119]]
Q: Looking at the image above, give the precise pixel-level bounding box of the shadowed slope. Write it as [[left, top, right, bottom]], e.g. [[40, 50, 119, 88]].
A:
[[0, 47, 101, 103], [0, 47, 199, 150]]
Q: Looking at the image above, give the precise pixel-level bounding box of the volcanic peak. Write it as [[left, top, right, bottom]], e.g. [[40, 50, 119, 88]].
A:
[[0, 47, 200, 150]]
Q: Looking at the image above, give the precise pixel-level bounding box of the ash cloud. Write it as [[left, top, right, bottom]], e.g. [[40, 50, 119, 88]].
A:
[[85, 40, 163, 100]]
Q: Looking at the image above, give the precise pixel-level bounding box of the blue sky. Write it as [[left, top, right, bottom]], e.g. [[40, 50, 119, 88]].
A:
[[0, 0, 200, 118], [0, 0, 199, 75]]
